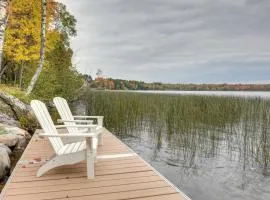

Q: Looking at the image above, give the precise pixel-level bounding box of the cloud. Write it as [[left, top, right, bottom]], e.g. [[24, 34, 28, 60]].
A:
[[60, 0, 270, 83]]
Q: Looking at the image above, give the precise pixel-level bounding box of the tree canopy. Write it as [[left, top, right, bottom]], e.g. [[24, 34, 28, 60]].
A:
[[1, 0, 83, 99]]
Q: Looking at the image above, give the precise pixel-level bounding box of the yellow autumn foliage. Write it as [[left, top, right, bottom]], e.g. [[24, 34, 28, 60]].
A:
[[4, 0, 58, 62]]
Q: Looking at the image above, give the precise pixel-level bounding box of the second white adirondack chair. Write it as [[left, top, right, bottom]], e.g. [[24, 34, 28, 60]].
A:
[[31, 100, 101, 179], [53, 97, 104, 145], [53, 96, 104, 127]]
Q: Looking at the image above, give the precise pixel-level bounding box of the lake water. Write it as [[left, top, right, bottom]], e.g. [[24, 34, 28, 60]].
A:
[[134, 90, 270, 98], [81, 90, 270, 200]]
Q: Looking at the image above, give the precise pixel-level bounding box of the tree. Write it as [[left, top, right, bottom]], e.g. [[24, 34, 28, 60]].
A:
[[83, 74, 93, 84], [53, 3, 77, 42], [0, 0, 10, 78], [2, 0, 82, 98], [26, 0, 46, 95], [33, 37, 83, 99], [3, 0, 43, 86], [96, 69, 103, 78]]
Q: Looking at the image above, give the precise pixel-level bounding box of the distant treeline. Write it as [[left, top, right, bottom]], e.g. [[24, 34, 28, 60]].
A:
[[89, 77, 270, 91]]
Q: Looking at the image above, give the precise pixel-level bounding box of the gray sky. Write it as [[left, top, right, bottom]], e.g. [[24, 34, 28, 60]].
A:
[[60, 0, 270, 83]]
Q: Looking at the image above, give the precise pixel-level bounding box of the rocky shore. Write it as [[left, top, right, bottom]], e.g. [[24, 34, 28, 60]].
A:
[[0, 92, 36, 189]]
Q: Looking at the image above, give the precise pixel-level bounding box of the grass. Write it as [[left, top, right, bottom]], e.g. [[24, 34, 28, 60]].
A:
[[0, 85, 32, 103], [83, 90, 269, 134], [82, 90, 270, 171], [0, 84, 57, 103]]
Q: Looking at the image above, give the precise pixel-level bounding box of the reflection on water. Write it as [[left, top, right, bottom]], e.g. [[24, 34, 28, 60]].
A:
[[83, 91, 270, 200], [133, 90, 270, 98]]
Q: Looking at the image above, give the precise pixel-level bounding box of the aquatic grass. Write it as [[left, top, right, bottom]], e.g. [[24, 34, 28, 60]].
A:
[[83, 90, 270, 174]]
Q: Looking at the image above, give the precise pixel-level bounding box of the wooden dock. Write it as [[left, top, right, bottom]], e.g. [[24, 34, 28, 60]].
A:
[[0, 128, 191, 200]]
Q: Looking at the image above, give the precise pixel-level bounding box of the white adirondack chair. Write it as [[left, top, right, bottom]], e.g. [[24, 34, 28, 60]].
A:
[[53, 96, 104, 127], [31, 100, 101, 179], [53, 97, 104, 145]]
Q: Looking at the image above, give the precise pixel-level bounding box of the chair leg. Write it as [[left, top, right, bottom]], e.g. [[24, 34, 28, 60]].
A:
[[86, 137, 94, 179], [37, 152, 85, 177], [37, 155, 58, 177], [97, 117, 103, 127]]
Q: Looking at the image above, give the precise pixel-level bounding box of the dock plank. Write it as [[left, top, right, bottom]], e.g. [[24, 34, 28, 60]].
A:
[[0, 128, 190, 200]]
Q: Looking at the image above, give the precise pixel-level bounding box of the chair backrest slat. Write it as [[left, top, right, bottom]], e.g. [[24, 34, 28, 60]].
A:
[[31, 100, 63, 153], [53, 97, 77, 133]]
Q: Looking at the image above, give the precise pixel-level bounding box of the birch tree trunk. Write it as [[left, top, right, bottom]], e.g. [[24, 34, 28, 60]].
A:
[[19, 62, 24, 88], [0, 0, 9, 72], [0, 61, 8, 83], [26, 0, 46, 95]]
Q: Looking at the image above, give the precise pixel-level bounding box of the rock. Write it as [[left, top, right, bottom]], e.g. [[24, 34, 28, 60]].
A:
[[0, 144, 11, 179], [0, 92, 30, 123], [0, 92, 38, 134], [0, 144, 11, 155], [0, 123, 30, 138], [0, 113, 19, 127], [0, 123, 30, 149], [0, 134, 27, 149], [0, 92, 34, 181], [0, 92, 30, 116], [0, 99, 15, 119]]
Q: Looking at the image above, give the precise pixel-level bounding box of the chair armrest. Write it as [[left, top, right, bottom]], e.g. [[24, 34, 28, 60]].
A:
[[38, 132, 98, 138], [73, 116, 104, 119], [55, 124, 99, 129], [57, 119, 93, 124], [73, 116, 104, 127]]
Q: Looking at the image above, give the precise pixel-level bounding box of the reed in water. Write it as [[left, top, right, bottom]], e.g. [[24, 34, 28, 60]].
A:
[[82, 90, 270, 176]]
